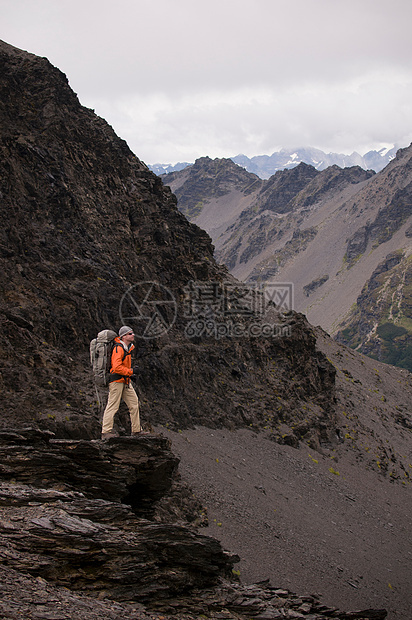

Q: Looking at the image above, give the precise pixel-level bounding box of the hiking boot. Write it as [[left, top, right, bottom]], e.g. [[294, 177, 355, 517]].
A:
[[131, 431, 151, 436], [101, 431, 118, 440]]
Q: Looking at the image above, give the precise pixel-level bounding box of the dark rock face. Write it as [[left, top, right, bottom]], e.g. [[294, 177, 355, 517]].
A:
[[256, 162, 319, 214], [0, 39, 339, 454], [303, 274, 329, 297], [0, 428, 179, 517], [345, 172, 412, 267], [345, 225, 370, 264], [0, 40, 224, 430]]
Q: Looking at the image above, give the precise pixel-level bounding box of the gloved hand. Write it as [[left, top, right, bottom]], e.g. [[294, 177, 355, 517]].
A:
[[132, 366, 139, 375]]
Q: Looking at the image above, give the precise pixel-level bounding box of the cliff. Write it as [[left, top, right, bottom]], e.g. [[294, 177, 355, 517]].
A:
[[336, 251, 412, 370], [0, 40, 337, 454]]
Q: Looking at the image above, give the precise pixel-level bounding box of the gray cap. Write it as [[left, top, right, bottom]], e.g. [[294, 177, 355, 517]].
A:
[[119, 325, 133, 338]]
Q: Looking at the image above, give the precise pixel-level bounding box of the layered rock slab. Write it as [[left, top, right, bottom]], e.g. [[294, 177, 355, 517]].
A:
[[0, 428, 236, 601]]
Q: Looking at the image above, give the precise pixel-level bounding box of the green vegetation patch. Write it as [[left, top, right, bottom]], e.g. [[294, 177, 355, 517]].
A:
[[377, 322, 408, 341]]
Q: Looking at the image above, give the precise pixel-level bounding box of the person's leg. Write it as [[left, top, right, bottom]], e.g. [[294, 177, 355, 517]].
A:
[[122, 384, 141, 433], [102, 382, 124, 434]]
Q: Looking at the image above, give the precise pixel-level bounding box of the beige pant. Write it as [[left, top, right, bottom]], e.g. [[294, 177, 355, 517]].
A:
[[102, 382, 140, 434]]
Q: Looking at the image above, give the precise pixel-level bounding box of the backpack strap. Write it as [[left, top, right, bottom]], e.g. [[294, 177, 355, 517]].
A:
[[113, 342, 130, 361], [108, 342, 132, 383]]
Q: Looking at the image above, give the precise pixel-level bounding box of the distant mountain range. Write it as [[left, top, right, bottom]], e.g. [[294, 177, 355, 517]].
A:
[[149, 145, 398, 178], [162, 149, 412, 371]]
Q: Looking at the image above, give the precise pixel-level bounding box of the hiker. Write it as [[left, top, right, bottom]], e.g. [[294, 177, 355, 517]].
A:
[[101, 325, 145, 439]]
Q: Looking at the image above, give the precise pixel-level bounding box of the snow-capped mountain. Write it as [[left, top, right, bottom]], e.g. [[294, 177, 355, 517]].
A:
[[149, 161, 192, 176], [231, 146, 398, 177], [149, 146, 398, 179]]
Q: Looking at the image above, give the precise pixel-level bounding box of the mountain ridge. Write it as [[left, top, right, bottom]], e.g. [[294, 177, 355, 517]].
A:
[[162, 151, 412, 370], [149, 145, 397, 178]]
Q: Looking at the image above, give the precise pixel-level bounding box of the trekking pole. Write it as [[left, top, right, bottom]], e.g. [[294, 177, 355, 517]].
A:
[[94, 384, 106, 415]]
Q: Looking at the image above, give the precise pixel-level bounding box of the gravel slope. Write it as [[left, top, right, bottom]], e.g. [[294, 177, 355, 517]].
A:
[[156, 425, 411, 620]]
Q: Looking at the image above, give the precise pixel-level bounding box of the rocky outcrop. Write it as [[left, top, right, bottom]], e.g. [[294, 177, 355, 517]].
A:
[[345, 171, 412, 267], [303, 274, 329, 297], [164, 156, 262, 219], [336, 251, 412, 370], [0, 428, 236, 601], [0, 428, 180, 517], [255, 163, 319, 214], [0, 40, 227, 429], [0, 428, 388, 620]]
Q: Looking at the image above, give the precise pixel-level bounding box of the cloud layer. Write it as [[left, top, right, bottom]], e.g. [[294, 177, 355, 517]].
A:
[[2, 0, 412, 163]]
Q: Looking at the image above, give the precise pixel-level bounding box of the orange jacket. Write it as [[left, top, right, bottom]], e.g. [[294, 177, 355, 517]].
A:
[[109, 337, 134, 384]]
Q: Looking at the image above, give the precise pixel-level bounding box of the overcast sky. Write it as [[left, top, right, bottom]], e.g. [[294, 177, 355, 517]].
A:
[[2, 0, 412, 165]]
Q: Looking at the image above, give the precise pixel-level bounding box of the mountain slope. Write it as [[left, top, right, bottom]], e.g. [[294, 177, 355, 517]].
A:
[[0, 40, 337, 448], [160, 326, 412, 619], [335, 250, 412, 370], [163, 152, 412, 369]]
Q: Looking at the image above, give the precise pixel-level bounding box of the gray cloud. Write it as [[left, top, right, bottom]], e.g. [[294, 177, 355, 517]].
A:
[[2, 0, 412, 163]]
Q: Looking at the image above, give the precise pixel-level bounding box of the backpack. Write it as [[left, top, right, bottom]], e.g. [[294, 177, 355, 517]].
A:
[[90, 329, 118, 387]]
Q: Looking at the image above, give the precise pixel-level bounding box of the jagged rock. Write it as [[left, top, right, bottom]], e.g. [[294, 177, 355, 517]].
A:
[[303, 275, 329, 297], [345, 226, 370, 264], [0, 428, 237, 602], [0, 428, 203, 521], [0, 426, 391, 619], [255, 163, 319, 214], [0, 493, 235, 601], [0, 429, 179, 516], [0, 427, 389, 619]]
